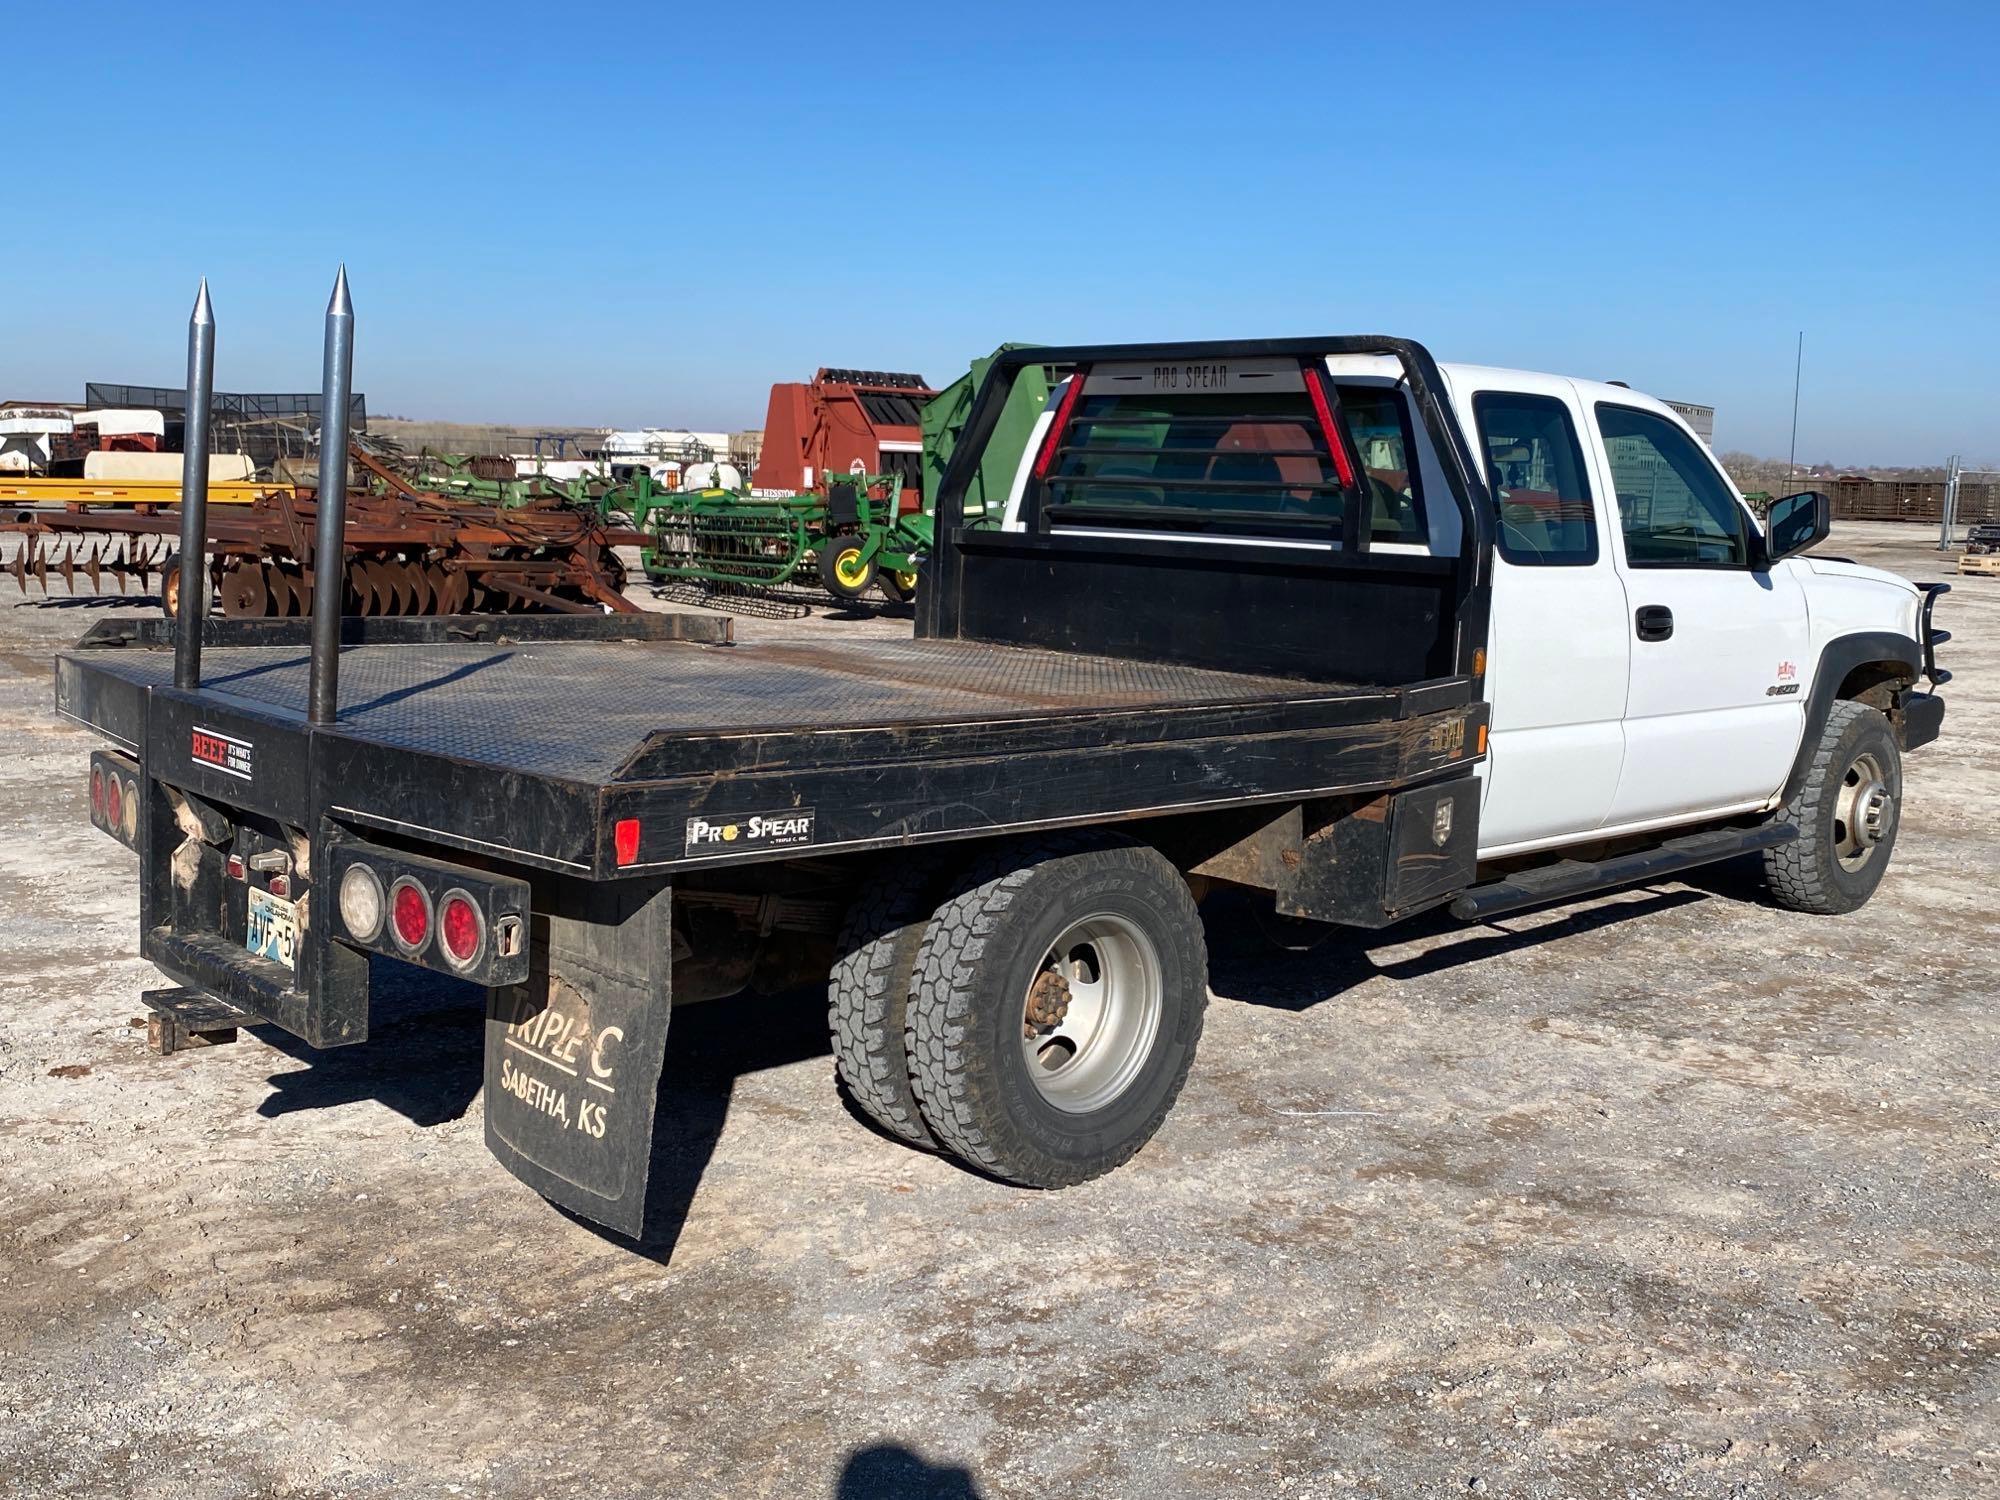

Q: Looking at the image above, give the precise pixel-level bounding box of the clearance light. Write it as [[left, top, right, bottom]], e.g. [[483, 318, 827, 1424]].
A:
[[614, 818, 641, 867], [1302, 365, 1359, 489], [1032, 370, 1088, 481], [339, 863, 384, 942], [389, 876, 432, 954]]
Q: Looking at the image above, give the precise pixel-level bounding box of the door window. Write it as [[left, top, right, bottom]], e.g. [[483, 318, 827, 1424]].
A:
[[1595, 404, 1750, 567], [1472, 392, 1598, 565]]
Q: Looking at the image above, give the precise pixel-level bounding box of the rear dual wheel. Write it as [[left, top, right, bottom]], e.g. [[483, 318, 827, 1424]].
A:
[[832, 835, 1207, 1187], [828, 859, 946, 1150]]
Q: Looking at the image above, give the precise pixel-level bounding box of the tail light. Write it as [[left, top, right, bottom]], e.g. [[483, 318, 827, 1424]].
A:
[[438, 889, 485, 970], [1031, 370, 1088, 482], [87, 750, 142, 852], [324, 833, 530, 986], [389, 877, 433, 954]]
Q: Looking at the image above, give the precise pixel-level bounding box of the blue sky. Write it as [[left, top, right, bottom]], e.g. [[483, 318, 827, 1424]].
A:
[[4, 1, 1994, 463]]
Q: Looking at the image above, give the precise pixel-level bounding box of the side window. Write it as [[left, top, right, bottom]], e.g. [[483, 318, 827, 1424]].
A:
[[1471, 392, 1598, 565], [1595, 403, 1750, 567], [1335, 383, 1427, 544]]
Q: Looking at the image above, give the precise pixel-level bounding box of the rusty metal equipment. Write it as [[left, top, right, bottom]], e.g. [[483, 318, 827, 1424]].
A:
[[1, 447, 645, 617], [3, 271, 640, 619]]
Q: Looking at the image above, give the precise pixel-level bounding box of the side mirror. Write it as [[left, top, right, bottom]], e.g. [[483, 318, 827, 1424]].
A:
[[1764, 490, 1831, 561]]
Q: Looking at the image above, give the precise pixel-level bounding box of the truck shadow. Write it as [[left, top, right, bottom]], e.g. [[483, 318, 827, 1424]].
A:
[[246, 882, 1717, 1263], [836, 1443, 984, 1498], [623, 988, 833, 1260], [1674, 851, 1783, 906], [253, 958, 487, 1125], [1205, 885, 1711, 1011], [250, 957, 835, 1265]]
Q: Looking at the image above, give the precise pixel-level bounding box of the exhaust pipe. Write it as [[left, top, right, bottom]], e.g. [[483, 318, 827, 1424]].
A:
[[308, 267, 354, 725], [172, 280, 214, 689]]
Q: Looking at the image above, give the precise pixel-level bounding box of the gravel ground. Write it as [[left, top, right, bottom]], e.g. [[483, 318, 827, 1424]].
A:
[[0, 523, 1993, 1499]]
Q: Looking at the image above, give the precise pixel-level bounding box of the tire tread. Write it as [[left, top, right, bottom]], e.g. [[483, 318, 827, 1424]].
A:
[[906, 834, 1205, 1186], [1764, 699, 1897, 914], [828, 860, 942, 1148]]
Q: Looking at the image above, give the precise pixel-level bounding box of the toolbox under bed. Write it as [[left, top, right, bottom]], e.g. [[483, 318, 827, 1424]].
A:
[[59, 622, 1479, 879]]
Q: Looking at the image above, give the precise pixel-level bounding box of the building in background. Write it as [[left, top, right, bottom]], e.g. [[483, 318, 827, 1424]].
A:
[[1664, 399, 1715, 445]]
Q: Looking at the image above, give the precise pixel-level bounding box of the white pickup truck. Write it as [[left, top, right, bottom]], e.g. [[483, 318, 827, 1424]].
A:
[[1000, 352, 1949, 917], [70, 324, 1950, 1229]]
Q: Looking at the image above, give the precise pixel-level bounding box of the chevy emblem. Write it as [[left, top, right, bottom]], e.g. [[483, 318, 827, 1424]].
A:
[[1431, 801, 1454, 847]]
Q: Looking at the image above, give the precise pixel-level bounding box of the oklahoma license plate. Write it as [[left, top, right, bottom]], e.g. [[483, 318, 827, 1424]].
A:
[[245, 886, 299, 970]]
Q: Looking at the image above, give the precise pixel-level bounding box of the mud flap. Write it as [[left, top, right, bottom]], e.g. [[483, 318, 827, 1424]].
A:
[[484, 881, 672, 1237]]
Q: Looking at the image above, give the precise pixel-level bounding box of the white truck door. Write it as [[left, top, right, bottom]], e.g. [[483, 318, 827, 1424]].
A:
[[1464, 382, 1630, 853], [1587, 400, 1810, 825]]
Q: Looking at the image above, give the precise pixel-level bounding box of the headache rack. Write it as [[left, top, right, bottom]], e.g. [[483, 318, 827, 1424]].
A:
[[916, 337, 1496, 690]]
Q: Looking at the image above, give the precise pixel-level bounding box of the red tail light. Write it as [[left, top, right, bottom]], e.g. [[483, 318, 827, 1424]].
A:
[[90, 766, 105, 823], [390, 877, 432, 953], [614, 817, 640, 866], [1302, 364, 1359, 490], [105, 774, 123, 832], [1031, 370, 1088, 481], [439, 889, 485, 970]]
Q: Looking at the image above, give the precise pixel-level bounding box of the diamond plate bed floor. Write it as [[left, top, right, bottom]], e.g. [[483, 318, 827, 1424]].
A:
[[64, 635, 1365, 780]]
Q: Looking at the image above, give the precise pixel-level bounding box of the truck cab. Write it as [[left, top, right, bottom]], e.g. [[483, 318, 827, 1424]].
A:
[[996, 353, 1946, 894]]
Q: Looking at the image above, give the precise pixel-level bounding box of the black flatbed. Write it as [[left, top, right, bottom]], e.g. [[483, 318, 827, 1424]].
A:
[[60, 619, 1478, 878], [53, 330, 1511, 1228]]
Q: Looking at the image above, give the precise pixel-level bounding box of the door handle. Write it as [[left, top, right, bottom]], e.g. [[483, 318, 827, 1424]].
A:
[[1635, 604, 1674, 642]]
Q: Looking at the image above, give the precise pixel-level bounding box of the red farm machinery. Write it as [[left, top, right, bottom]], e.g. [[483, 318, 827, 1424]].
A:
[[751, 368, 937, 507]]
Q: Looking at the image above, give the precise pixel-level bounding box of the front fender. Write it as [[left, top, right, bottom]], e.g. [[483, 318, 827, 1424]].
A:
[[1780, 631, 1921, 805]]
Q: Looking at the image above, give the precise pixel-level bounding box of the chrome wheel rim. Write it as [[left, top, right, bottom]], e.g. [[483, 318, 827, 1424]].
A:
[[1019, 913, 1163, 1114], [1834, 750, 1893, 871]]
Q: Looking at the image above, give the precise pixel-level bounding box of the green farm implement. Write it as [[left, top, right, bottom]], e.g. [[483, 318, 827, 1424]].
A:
[[397, 452, 624, 517], [636, 346, 1060, 606]]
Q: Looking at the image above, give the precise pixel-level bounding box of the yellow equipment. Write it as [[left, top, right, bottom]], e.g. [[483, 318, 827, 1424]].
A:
[[0, 477, 291, 508]]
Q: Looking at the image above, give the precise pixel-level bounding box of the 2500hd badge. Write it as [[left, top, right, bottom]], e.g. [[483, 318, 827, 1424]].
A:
[[685, 808, 816, 853]]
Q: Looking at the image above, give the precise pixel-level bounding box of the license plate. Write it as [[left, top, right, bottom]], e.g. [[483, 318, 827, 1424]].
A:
[[246, 887, 299, 970]]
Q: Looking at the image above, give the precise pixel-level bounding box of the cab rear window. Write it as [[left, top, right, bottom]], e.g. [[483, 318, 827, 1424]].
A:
[[1041, 375, 1424, 543]]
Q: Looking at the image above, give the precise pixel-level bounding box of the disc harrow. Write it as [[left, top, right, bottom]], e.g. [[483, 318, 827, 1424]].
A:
[[2, 530, 172, 598], [1, 448, 645, 618]]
